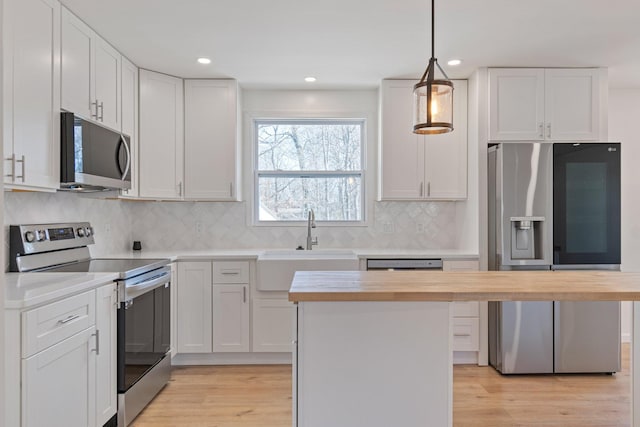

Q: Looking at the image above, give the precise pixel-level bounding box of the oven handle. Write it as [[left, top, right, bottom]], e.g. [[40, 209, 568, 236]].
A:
[[121, 271, 170, 303]]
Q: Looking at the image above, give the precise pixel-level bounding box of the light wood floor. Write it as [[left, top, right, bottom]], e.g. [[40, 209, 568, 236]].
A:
[[132, 344, 630, 427]]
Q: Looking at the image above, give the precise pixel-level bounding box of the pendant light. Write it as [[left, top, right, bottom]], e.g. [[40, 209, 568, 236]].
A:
[[413, 0, 454, 134]]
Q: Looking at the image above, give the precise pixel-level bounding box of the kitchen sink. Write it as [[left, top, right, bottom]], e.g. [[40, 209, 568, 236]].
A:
[[257, 249, 359, 291]]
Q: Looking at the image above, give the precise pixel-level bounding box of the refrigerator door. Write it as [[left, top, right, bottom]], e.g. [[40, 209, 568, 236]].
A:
[[554, 301, 621, 373], [494, 301, 554, 374]]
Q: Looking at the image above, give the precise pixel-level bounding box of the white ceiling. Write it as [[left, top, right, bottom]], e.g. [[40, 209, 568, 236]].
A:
[[60, 0, 640, 89]]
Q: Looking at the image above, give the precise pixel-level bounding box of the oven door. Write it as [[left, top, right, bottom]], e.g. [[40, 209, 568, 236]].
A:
[[117, 269, 171, 393]]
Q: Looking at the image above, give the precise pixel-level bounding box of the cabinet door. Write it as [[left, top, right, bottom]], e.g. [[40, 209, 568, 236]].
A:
[[184, 80, 239, 200], [139, 69, 184, 199], [489, 68, 545, 141], [253, 298, 294, 352], [3, 0, 60, 190], [544, 69, 600, 141], [22, 327, 97, 427], [61, 7, 93, 121], [212, 284, 250, 352], [120, 57, 139, 198], [379, 80, 425, 200], [95, 284, 117, 426], [94, 37, 121, 131], [424, 80, 468, 199], [177, 262, 212, 353]]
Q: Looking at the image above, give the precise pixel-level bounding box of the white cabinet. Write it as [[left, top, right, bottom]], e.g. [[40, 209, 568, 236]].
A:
[[252, 298, 294, 352], [95, 284, 117, 426], [2, 0, 60, 191], [139, 69, 184, 199], [21, 289, 99, 427], [184, 79, 240, 200], [379, 79, 467, 200], [120, 57, 139, 198], [489, 68, 604, 141], [443, 260, 481, 356], [61, 7, 121, 131], [212, 261, 250, 352], [176, 261, 213, 353]]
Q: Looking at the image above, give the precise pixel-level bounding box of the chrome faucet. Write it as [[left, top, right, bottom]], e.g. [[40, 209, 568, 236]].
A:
[[306, 209, 318, 250]]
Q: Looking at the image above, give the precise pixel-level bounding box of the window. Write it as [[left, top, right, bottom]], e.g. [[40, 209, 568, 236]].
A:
[[255, 119, 364, 223]]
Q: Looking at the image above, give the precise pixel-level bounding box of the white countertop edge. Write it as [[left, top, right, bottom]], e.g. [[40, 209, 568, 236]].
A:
[[5, 272, 120, 310]]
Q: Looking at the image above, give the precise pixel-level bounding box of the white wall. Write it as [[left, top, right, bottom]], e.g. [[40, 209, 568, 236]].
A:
[[0, 0, 5, 418], [609, 88, 640, 341]]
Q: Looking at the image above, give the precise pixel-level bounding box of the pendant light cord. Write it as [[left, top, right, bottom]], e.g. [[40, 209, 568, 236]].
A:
[[431, 0, 435, 59]]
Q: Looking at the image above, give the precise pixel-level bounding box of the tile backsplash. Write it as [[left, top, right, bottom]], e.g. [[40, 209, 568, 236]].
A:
[[5, 191, 460, 263]]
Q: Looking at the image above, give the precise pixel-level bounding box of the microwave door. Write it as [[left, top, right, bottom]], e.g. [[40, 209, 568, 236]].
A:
[[553, 143, 621, 265]]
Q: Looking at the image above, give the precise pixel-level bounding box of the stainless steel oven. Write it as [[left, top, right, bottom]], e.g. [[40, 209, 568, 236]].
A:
[[9, 222, 172, 427], [117, 266, 171, 426]]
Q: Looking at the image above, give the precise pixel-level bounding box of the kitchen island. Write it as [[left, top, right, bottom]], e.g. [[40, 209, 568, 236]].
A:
[[289, 270, 640, 427]]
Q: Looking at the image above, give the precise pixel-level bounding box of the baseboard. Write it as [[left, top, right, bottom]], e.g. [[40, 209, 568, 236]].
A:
[[453, 351, 479, 365], [172, 352, 292, 365], [622, 332, 631, 343]]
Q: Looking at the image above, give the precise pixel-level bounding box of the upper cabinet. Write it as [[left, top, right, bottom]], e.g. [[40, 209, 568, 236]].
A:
[[139, 69, 184, 199], [138, 74, 241, 201], [119, 57, 139, 198], [2, 0, 61, 191], [61, 7, 121, 131], [489, 68, 605, 141], [379, 79, 468, 201], [184, 79, 240, 200]]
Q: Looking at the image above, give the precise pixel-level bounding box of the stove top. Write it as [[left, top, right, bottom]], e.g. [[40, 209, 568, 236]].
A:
[[45, 258, 170, 280]]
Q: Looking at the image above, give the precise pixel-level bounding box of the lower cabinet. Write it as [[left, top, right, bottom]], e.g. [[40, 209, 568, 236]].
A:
[[212, 284, 250, 352], [10, 283, 117, 427], [176, 261, 213, 353], [252, 298, 295, 352]]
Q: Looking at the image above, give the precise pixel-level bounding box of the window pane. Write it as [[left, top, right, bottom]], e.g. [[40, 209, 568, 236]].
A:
[[258, 176, 362, 221], [257, 122, 362, 171]]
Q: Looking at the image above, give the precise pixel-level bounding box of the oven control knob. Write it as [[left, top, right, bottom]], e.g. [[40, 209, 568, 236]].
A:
[[24, 231, 35, 243], [36, 230, 47, 241], [77, 227, 85, 237], [85, 227, 92, 237]]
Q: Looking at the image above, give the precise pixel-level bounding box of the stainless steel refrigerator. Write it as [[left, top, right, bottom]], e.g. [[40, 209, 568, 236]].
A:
[[488, 142, 621, 374]]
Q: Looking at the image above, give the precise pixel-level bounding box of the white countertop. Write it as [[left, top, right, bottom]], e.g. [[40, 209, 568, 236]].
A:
[[5, 272, 120, 310], [103, 248, 479, 261]]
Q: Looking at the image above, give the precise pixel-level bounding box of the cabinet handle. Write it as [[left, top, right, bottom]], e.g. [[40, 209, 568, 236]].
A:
[[91, 330, 100, 355], [427, 182, 431, 197], [538, 122, 544, 138], [18, 155, 25, 182], [419, 182, 424, 198], [229, 182, 233, 197], [5, 154, 15, 181], [453, 333, 471, 337], [546, 123, 551, 139], [221, 270, 240, 275], [178, 182, 183, 197], [243, 286, 247, 303], [91, 101, 98, 119], [98, 101, 104, 122], [58, 314, 80, 324]]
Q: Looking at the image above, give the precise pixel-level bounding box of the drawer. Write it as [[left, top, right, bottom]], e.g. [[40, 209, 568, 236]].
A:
[[452, 317, 479, 352], [213, 261, 249, 284], [22, 290, 96, 358], [452, 301, 479, 317]]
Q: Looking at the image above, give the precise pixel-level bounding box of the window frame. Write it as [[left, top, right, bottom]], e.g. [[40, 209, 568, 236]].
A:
[[253, 118, 366, 226]]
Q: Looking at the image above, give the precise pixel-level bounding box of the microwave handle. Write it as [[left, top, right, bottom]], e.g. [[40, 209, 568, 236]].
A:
[[120, 135, 131, 180]]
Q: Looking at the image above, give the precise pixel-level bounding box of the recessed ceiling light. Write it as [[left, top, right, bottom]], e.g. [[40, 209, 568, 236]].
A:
[[447, 59, 462, 66], [304, 77, 317, 83], [197, 57, 211, 65]]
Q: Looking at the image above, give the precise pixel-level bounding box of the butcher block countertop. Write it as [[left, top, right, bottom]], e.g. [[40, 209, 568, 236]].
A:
[[288, 270, 640, 302]]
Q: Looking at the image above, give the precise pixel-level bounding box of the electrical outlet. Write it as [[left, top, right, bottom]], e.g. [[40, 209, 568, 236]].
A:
[[417, 222, 425, 234], [104, 223, 111, 233], [195, 222, 203, 233], [383, 222, 394, 234]]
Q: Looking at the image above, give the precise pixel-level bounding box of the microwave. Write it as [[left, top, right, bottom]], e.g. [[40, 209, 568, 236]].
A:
[[60, 112, 132, 191]]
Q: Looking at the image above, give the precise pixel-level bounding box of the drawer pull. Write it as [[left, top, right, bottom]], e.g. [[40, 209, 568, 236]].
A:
[[453, 333, 471, 337], [57, 314, 80, 325], [221, 270, 240, 275]]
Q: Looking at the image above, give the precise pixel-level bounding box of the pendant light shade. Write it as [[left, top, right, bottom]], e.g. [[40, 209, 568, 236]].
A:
[[412, 0, 454, 135]]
